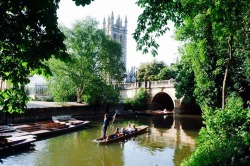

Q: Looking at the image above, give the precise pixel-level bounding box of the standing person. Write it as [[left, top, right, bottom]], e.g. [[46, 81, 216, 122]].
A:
[[102, 112, 116, 139]]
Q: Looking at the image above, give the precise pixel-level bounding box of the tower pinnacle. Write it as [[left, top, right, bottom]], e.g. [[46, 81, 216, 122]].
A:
[[103, 12, 128, 70]]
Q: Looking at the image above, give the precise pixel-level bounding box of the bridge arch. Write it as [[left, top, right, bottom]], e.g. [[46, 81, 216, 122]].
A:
[[150, 92, 174, 111]]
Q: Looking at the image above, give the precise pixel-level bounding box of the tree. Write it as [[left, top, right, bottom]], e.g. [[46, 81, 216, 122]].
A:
[[136, 60, 166, 81], [83, 77, 121, 105], [174, 47, 195, 103], [0, 0, 94, 113], [156, 63, 179, 80], [134, 0, 250, 165], [48, 17, 125, 103], [47, 58, 76, 102], [134, 0, 250, 110], [124, 88, 149, 111], [181, 94, 250, 166]]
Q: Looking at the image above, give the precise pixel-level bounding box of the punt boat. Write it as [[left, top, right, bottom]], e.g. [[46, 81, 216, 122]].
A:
[[12, 118, 90, 140], [93, 125, 149, 144], [0, 134, 36, 155]]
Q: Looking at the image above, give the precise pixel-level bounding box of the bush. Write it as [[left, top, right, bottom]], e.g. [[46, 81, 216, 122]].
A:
[[181, 93, 250, 166], [124, 88, 149, 111]]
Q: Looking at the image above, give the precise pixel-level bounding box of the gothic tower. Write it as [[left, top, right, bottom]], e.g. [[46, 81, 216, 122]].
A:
[[103, 12, 128, 70]]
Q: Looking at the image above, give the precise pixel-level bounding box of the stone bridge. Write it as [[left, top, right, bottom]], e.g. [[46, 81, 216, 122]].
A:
[[120, 79, 182, 112]]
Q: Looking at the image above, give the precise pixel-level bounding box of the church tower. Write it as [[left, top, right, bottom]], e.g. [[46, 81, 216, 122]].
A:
[[103, 12, 128, 70]]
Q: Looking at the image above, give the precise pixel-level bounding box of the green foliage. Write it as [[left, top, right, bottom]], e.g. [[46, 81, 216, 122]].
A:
[[181, 94, 250, 166], [48, 17, 125, 104], [73, 0, 94, 6], [137, 60, 166, 81], [156, 63, 179, 80], [48, 76, 76, 102], [46, 57, 76, 102], [0, 86, 29, 113], [124, 98, 135, 110], [124, 88, 149, 111], [174, 48, 195, 103], [0, 0, 94, 113], [83, 77, 120, 105], [134, 0, 250, 110], [134, 1, 250, 165]]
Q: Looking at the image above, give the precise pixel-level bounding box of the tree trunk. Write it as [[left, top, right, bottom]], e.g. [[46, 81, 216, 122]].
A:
[[222, 36, 233, 109], [77, 88, 83, 103]]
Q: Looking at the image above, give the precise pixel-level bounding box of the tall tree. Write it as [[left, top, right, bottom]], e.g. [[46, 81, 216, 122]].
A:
[[0, 0, 94, 113], [133, 1, 250, 165], [174, 46, 195, 103], [48, 17, 125, 103], [136, 60, 166, 81], [156, 63, 179, 80], [134, 0, 250, 109]]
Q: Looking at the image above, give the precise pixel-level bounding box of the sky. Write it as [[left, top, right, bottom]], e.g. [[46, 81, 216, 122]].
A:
[[57, 0, 181, 70]]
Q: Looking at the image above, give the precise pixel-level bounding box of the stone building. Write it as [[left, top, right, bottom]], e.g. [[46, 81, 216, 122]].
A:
[[103, 12, 128, 68], [103, 12, 136, 83]]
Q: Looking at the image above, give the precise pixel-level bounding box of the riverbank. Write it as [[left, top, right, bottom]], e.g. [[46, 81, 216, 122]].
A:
[[0, 101, 124, 124]]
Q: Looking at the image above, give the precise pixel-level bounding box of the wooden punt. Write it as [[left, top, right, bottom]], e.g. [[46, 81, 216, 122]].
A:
[[13, 119, 90, 139], [0, 135, 36, 155], [93, 125, 149, 144], [0, 126, 15, 133]]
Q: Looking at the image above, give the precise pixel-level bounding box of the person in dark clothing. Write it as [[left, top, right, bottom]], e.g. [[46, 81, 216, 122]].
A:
[[102, 113, 116, 139]]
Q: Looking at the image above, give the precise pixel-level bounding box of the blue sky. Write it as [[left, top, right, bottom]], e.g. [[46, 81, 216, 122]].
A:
[[57, 0, 181, 70]]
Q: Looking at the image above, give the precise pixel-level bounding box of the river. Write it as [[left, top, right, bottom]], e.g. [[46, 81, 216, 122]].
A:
[[0, 114, 203, 166]]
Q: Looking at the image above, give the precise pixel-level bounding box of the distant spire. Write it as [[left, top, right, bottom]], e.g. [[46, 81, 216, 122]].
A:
[[108, 16, 110, 32], [108, 16, 110, 24], [111, 11, 114, 26], [111, 11, 114, 19], [103, 17, 106, 31], [125, 15, 128, 29], [117, 15, 121, 27]]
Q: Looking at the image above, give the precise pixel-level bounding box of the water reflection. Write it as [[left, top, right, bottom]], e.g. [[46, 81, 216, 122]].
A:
[[0, 115, 202, 166]]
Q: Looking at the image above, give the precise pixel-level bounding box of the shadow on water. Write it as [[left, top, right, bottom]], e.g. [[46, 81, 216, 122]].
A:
[[151, 115, 174, 128]]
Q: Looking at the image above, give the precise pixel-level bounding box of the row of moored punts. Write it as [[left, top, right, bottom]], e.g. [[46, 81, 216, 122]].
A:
[[0, 116, 90, 155]]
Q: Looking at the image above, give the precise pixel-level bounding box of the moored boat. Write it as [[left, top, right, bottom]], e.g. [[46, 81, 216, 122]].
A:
[[13, 118, 90, 140], [93, 125, 149, 144], [0, 135, 36, 155]]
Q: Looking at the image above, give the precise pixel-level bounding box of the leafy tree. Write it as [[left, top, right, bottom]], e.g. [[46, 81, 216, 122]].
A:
[[0, 0, 94, 113], [83, 77, 120, 105], [156, 63, 179, 80], [137, 60, 166, 81], [174, 47, 195, 103], [134, 0, 250, 110], [48, 17, 125, 103], [181, 94, 250, 166], [134, 0, 250, 165], [174, 47, 201, 114], [47, 58, 76, 102]]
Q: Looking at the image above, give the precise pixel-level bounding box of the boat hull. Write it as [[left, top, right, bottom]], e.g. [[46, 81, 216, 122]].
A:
[[13, 120, 90, 140], [0, 135, 36, 156], [93, 125, 149, 144]]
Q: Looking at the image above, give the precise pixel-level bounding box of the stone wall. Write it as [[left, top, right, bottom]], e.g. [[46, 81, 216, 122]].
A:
[[0, 104, 124, 124]]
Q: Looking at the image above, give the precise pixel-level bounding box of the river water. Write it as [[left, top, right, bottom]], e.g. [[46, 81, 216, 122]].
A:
[[0, 114, 203, 166]]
